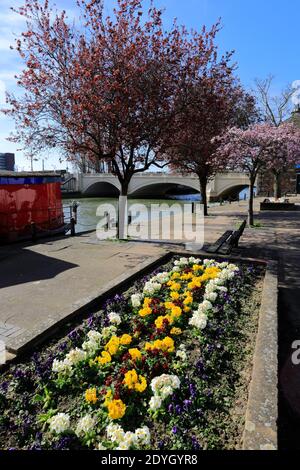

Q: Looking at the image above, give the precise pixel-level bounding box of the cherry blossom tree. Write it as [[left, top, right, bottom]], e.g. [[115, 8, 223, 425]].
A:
[[217, 123, 300, 225]]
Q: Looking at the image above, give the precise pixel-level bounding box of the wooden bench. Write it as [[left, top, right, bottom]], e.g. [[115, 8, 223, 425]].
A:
[[206, 230, 233, 254], [218, 220, 247, 255]]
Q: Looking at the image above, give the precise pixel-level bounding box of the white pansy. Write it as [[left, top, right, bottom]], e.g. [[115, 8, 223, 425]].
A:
[[108, 312, 121, 325], [107, 423, 125, 443], [123, 431, 136, 447], [52, 358, 73, 376], [149, 395, 162, 411], [172, 266, 181, 273], [49, 413, 70, 434], [135, 426, 151, 446], [75, 414, 95, 437], [199, 300, 213, 313], [131, 293, 142, 308], [176, 349, 187, 361], [116, 442, 130, 450], [143, 281, 161, 296], [204, 292, 218, 302], [101, 325, 117, 340], [82, 340, 99, 355], [160, 385, 173, 399], [65, 348, 86, 365], [189, 312, 208, 330], [106, 424, 150, 449], [87, 330, 102, 343], [150, 374, 180, 409], [152, 272, 170, 284], [174, 257, 188, 267]]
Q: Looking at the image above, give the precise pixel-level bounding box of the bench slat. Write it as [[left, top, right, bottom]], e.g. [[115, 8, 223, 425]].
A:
[[206, 230, 233, 253], [218, 220, 247, 254]]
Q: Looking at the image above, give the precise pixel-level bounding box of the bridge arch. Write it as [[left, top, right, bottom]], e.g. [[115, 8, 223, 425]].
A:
[[217, 183, 251, 200], [129, 182, 200, 198], [83, 181, 120, 197]]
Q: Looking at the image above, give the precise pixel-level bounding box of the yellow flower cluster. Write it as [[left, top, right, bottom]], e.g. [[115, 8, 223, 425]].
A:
[[85, 387, 98, 404], [145, 336, 175, 353], [105, 335, 120, 355], [170, 327, 182, 336], [186, 267, 220, 290], [120, 334, 132, 346], [107, 399, 127, 420], [139, 298, 152, 317], [167, 281, 181, 291], [104, 334, 132, 356], [94, 351, 112, 365], [129, 348, 142, 361], [124, 369, 147, 393]]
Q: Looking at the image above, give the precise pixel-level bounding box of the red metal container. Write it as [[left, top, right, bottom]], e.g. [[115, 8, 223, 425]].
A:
[[0, 172, 64, 243]]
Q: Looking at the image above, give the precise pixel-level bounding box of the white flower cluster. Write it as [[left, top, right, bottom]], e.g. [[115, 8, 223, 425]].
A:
[[52, 347, 87, 376], [176, 344, 187, 361], [49, 413, 70, 434], [82, 330, 102, 354], [75, 414, 96, 437], [108, 312, 122, 326], [143, 281, 162, 296], [106, 423, 150, 450], [52, 326, 118, 376], [151, 271, 170, 284], [131, 293, 143, 308], [189, 261, 239, 331], [149, 374, 180, 411]]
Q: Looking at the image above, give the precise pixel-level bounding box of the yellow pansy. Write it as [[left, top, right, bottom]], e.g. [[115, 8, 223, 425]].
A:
[[95, 351, 112, 365], [170, 327, 182, 336], [129, 348, 142, 361], [105, 336, 120, 356], [165, 301, 175, 310], [139, 307, 152, 317], [104, 389, 113, 406], [120, 334, 132, 346], [85, 387, 98, 404], [170, 291, 180, 300], [171, 306, 182, 318], [170, 282, 181, 291], [124, 369, 147, 393], [107, 399, 127, 420]]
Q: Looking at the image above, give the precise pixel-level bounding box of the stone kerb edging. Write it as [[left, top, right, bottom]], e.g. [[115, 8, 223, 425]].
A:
[[242, 260, 278, 450]]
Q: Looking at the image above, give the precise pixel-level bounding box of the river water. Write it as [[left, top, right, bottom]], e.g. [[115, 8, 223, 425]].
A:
[[63, 190, 250, 234]]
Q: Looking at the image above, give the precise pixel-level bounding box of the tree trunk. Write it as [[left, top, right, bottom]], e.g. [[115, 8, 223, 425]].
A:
[[273, 171, 282, 200], [118, 179, 130, 239], [248, 177, 255, 227], [198, 176, 208, 216]]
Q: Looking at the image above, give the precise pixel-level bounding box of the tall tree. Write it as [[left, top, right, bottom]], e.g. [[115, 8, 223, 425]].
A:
[[168, 36, 257, 216], [217, 123, 300, 226]]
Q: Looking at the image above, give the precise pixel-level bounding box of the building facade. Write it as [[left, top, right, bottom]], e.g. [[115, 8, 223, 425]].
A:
[[0, 153, 15, 171]]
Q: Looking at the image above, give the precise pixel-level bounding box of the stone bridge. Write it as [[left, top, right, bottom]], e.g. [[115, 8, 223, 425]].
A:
[[71, 172, 251, 201]]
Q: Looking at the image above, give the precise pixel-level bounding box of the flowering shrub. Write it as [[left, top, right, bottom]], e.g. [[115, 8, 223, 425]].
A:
[[0, 256, 263, 450]]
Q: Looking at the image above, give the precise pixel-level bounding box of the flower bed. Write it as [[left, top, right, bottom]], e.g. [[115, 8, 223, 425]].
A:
[[0, 256, 264, 450]]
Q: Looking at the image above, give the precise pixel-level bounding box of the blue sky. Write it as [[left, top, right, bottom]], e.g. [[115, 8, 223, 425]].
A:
[[0, 0, 300, 171]]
